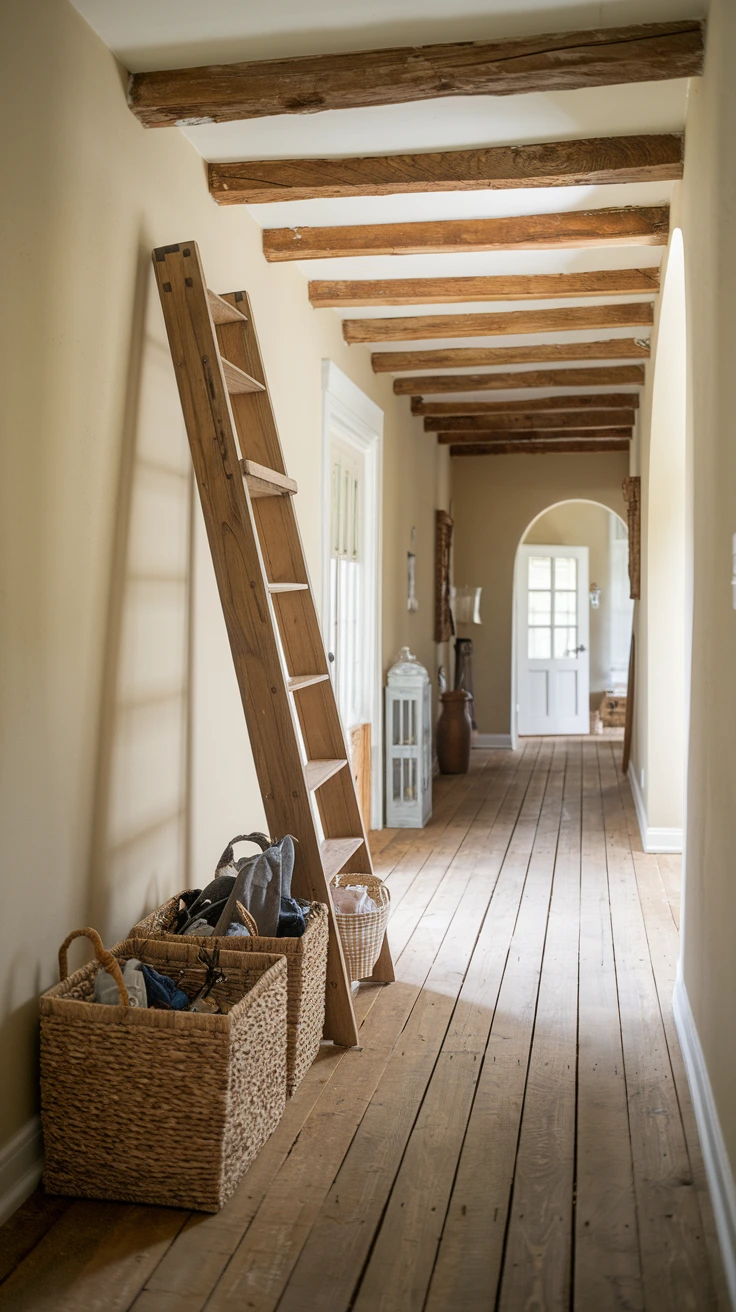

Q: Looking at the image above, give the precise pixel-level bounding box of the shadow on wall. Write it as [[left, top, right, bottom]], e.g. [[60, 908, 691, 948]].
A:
[[84, 241, 193, 944]]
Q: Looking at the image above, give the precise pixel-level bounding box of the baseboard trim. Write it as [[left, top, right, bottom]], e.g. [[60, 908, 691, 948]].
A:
[[627, 763, 683, 853], [674, 972, 736, 1308], [0, 1116, 43, 1226], [473, 734, 512, 749]]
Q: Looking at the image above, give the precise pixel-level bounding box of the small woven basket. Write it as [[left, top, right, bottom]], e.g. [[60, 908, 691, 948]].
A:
[[40, 929, 288, 1213], [129, 895, 328, 1097], [330, 875, 390, 982]]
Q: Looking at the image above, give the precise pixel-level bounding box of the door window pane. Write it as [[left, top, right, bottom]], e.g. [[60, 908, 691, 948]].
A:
[[528, 591, 552, 623], [529, 556, 552, 589], [554, 590, 576, 623], [554, 627, 578, 659], [555, 557, 577, 590], [529, 627, 551, 659]]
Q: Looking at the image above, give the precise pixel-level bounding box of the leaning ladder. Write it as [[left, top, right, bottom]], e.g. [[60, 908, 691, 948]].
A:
[[153, 241, 393, 1047]]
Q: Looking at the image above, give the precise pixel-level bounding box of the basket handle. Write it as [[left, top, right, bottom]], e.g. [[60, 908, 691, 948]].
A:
[[58, 927, 130, 1006]]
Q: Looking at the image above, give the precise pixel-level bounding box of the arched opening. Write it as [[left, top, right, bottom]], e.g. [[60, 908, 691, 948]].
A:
[[512, 499, 632, 744], [634, 227, 688, 850]]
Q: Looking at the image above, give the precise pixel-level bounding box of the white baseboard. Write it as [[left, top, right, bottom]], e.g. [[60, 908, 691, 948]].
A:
[[627, 763, 683, 853], [0, 1116, 43, 1226], [674, 971, 736, 1308], [473, 734, 513, 749]]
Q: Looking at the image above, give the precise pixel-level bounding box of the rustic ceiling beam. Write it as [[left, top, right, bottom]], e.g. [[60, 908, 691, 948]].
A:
[[438, 426, 632, 443], [374, 339, 649, 373], [346, 302, 653, 344], [309, 268, 661, 307], [450, 439, 630, 454], [209, 134, 683, 204], [393, 364, 645, 394], [411, 392, 640, 414], [128, 23, 704, 128], [263, 206, 669, 261], [426, 410, 636, 431]]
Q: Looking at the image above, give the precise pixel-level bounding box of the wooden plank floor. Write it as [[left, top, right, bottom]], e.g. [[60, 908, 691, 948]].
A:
[[0, 740, 728, 1311]]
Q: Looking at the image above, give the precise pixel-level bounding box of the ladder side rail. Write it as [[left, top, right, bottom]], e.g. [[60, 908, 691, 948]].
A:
[[153, 242, 359, 1045]]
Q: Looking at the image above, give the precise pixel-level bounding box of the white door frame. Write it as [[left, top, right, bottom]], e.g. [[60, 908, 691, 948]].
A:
[[321, 361, 384, 829], [516, 543, 590, 736]]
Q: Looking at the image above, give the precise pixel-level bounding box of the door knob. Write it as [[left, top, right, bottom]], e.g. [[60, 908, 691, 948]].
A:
[[574, 644, 587, 654]]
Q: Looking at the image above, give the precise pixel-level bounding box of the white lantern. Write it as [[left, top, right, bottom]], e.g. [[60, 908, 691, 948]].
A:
[[385, 647, 432, 828]]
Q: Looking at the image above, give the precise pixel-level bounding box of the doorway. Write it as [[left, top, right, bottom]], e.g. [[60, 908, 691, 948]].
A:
[[321, 361, 383, 829], [516, 544, 590, 735], [513, 501, 633, 740]]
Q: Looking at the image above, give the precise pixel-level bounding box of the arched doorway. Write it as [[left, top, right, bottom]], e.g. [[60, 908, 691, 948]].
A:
[[512, 500, 632, 744]]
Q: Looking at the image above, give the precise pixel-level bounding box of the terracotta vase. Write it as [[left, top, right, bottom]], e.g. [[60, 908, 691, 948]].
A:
[[436, 690, 473, 775]]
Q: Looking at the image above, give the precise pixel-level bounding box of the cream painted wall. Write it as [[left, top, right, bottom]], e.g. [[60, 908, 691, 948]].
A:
[[524, 500, 627, 708], [451, 453, 629, 736], [0, 0, 447, 1160], [665, 0, 736, 1203]]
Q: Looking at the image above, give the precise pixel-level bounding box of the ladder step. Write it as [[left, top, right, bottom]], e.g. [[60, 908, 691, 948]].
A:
[[321, 837, 366, 880], [208, 288, 247, 325], [304, 759, 348, 791], [242, 459, 298, 499], [268, 582, 308, 593], [288, 674, 330, 692], [221, 357, 265, 395]]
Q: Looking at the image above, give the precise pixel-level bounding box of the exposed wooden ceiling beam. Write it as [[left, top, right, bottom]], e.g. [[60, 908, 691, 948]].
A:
[[210, 134, 683, 204], [438, 426, 632, 443], [309, 269, 661, 307], [450, 440, 630, 454], [128, 23, 704, 128], [411, 392, 640, 414], [394, 364, 645, 394], [426, 410, 636, 431], [346, 302, 653, 344], [263, 206, 669, 261], [374, 339, 650, 373]]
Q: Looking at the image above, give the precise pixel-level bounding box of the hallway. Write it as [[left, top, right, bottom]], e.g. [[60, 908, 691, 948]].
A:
[[0, 741, 727, 1311]]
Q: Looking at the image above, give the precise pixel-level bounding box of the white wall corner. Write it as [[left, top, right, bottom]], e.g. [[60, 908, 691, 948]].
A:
[[0, 1116, 43, 1226], [673, 971, 736, 1309], [627, 762, 683, 853], [473, 733, 513, 749]]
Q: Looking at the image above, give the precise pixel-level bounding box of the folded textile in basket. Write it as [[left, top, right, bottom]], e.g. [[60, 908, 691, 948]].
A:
[[331, 884, 378, 915], [94, 958, 189, 1010]]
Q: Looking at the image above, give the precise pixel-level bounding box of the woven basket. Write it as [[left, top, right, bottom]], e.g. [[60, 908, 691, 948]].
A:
[[129, 895, 328, 1097], [40, 929, 287, 1213], [600, 692, 627, 728], [330, 875, 390, 982]]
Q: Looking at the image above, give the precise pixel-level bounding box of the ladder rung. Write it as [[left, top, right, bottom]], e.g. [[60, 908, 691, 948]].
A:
[[268, 582, 308, 593], [242, 459, 298, 499], [304, 759, 348, 791], [208, 288, 247, 325], [221, 357, 265, 395], [288, 674, 329, 692], [321, 837, 366, 880]]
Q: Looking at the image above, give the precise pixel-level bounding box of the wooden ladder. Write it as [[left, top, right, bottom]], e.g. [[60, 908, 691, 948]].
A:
[[153, 241, 393, 1047]]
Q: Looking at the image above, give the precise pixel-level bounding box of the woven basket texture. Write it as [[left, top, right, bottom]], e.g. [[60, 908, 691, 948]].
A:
[[129, 896, 328, 1096], [600, 693, 627, 727], [40, 935, 287, 1212], [330, 875, 390, 982]]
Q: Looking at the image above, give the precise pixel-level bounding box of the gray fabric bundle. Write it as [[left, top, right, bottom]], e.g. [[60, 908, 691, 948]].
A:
[[212, 832, 296, 938]]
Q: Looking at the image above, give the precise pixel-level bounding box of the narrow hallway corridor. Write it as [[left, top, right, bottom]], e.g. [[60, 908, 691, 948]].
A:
[[0, 742, 727, 1310]]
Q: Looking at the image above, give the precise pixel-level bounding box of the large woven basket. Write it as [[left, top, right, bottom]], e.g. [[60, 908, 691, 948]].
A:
[[129, 895, 328, 1096], [40, 929, 287, 1213], [330, 875, 390, 982]]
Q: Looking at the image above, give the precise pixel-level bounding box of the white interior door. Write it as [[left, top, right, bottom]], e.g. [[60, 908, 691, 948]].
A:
[[517, 545, 590, 735], [328, 437, 367, 732]]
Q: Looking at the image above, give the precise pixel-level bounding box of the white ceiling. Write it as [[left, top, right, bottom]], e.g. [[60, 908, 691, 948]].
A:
[[70, 0, 697, 401]]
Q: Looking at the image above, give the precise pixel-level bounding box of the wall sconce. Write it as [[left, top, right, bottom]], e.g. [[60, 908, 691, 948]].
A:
[[589, 583, 602, 609], [452, 586, 483, 625]]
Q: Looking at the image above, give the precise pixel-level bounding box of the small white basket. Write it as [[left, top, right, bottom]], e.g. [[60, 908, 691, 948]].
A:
[[330, 875, 390, 982]]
